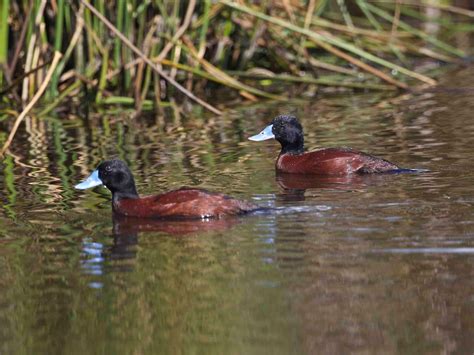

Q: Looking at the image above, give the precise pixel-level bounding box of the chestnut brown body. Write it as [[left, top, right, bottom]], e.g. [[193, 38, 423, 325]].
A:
[[276, 148, 399, 175], [113, 187, 258, 219]]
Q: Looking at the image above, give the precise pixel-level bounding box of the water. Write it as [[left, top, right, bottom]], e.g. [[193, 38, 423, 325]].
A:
[[1, 66, 474, 354]]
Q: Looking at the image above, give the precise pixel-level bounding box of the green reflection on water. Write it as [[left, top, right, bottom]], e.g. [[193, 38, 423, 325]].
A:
[[3, 154, 17, 219], [2, 66, 474, 354], [1, 220, 301, 355]]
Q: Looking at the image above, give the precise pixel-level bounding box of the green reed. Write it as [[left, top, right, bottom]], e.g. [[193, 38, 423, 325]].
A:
[[0, 0, 10, 86], [0, 0, 473, 118], [49, 0, 65, 97]]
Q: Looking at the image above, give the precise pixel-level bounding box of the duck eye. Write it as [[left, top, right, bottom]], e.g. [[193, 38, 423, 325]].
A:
[[105, 166, 112, 172]]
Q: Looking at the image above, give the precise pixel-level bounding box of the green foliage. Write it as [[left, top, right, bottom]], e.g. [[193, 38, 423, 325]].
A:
[[0, 0, 473, 113]]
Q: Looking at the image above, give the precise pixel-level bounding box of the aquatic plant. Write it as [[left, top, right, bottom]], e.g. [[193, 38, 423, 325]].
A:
[[0, 0, 472, 151]]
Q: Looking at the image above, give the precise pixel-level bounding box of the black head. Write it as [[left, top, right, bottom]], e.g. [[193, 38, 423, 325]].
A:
[[97, 159, 139, 200], [271, 115, 304, 154]]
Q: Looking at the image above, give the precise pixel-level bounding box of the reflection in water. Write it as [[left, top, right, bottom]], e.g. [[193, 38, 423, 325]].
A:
[[112, 214, 241, 237], [2, 66, 474, 353], [79, 214, 242, 288], [276, 171, 394, 201], [81, 238, 105, 276], [377, 247, 474, 254]]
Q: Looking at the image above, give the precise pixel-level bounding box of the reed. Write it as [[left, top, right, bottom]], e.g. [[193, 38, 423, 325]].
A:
[[0, 0, 472, 117], [47, 0, 65, 98], [0, 0, 10, 86]]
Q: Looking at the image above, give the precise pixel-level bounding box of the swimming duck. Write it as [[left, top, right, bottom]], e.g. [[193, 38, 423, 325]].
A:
[[249, 115, 404, 175], [75, 159, 258, 219]]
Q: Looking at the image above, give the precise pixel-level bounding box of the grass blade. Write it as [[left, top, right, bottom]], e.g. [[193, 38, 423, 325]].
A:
[[220, 0, 436, 87], [79, 0, 222, 115], [0, 0, 10, 86], [364, 2, 466, 57], [49, 0, 65, 96], [1, 51, 62, 157]]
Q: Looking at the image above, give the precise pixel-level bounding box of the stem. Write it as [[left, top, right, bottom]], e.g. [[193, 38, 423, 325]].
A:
[[0, 0, 10, 86], [49, 0, 65, 96], [1, 51, 62, 156], [79, 0, 223, 115]]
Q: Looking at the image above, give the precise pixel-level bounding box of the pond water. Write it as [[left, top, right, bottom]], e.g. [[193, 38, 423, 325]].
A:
[[1, 66, 474, 354]]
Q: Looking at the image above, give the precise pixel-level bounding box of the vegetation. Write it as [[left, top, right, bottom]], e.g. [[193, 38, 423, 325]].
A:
[[0, 1, 473, 127]]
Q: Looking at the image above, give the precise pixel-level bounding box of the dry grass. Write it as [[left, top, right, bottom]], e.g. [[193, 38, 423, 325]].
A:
[[0, 0, 472, 118]]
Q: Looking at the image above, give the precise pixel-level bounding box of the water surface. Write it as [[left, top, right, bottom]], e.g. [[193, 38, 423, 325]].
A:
[[1, 66, 474, 354]]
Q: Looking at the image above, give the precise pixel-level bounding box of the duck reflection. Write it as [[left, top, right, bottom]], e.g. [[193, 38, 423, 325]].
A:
[[109, 214, 241, 261], [276, 172, 392, 201], [82, 215, 241, 282], [110, 214, 240, 263], [112, 214, 241, 237]]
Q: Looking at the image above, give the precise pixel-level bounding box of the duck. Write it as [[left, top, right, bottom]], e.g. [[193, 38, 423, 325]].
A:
[[75, 159, 259, 219], [249, 115, 410, 175]]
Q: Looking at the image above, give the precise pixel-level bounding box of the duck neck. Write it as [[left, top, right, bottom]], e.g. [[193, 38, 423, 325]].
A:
[[280, 141, 304, 155], [112, 187, 139, 203]]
